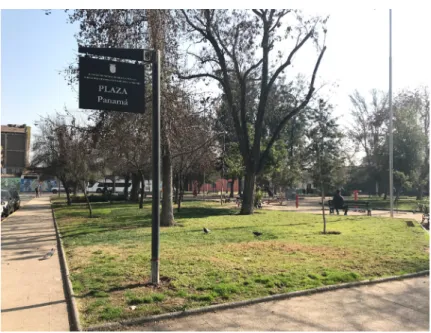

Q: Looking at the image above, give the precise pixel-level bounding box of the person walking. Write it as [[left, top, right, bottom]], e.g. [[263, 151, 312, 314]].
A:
[[35, 186, 39, 198]]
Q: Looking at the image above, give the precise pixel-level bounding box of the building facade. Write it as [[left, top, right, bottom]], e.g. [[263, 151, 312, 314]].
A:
[[1, 124, 31, 175]]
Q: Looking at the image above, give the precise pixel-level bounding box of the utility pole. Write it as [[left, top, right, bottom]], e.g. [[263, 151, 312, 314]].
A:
[[389, 9, 394, 218]]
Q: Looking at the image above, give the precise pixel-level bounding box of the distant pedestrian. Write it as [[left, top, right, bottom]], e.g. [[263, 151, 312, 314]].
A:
[[35, 186, 39, 198]]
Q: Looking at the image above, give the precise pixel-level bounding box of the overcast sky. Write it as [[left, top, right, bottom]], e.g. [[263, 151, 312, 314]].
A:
[[1, 7, 430, 137]]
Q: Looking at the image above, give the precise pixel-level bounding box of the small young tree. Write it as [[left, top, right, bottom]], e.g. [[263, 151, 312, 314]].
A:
[[305, 100, 345, 233], [32, 114, 75, 205]]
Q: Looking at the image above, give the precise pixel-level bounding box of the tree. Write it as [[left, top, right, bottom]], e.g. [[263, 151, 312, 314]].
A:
[[64, 9, 186, 226], [66, 127, 98, 217], [224, 142, 244, 197], [306, 99, 346, 195], [177, 9, 327, 214], [377, 88, 428, 200], [305, 99, 345, 234], [32, 112, 97, 215], [348, 89, 388, 195]]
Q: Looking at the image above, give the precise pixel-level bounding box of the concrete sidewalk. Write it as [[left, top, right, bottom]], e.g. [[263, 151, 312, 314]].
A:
[[1, 196, 69, 331], [119, 277, 429, 331], [258, 202, 426, 223]]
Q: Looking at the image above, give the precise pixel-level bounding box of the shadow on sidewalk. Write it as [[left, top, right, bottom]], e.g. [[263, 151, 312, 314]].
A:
[[1, 299, 66, 313]]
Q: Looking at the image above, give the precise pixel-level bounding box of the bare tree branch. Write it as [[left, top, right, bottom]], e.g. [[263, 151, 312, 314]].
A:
[[258, 45, 327, 172]]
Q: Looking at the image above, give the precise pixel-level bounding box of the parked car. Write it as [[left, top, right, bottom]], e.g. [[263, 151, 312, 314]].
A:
[[8, 188, 21, 211], [52, 186, 69, 194], [1, 189, 15, 217]]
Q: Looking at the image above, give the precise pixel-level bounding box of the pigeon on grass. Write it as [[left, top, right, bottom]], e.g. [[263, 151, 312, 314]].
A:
[[40, 248, 55, 260], [253, 231, 263, 237], [203, 227, 211, 234]]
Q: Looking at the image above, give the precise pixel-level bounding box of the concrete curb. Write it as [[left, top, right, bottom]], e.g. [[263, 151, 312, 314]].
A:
[[418, 220, 429, 232], [86, 270, 429, 331], [51, 202, 83, 331]]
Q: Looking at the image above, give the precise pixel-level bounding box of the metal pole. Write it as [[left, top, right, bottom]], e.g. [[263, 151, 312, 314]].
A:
[[389, 9, 394, 218], [151, 50, 161, 284]]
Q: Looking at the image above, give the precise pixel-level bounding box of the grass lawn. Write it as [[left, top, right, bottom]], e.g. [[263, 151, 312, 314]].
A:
[[355, 197, 429, 211], [53, 200, 429, 327]]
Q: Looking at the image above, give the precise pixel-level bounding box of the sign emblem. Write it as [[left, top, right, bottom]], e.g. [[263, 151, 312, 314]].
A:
[[109, 64, 116, 74]]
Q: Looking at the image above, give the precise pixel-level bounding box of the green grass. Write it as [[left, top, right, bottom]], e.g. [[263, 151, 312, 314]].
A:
[[53, 201, 429, 327], [354, 197, 429, 211]]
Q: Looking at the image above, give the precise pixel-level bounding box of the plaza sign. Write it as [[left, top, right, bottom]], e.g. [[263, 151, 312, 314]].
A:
[[79, 57, 145, 113], [78, 46, 161, 285]]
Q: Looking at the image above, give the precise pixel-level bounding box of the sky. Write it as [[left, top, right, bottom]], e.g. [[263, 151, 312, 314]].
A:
[[1, 8, 430, 142]]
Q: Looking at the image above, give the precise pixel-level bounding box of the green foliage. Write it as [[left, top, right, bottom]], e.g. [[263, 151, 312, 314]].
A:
[[255, 188, 263, 202], [306, 100, 346, 194]]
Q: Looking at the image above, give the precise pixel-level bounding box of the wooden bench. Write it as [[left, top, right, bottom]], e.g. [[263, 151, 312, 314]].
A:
[[327, 200, 372, 216], [266, 196, 284, 205]]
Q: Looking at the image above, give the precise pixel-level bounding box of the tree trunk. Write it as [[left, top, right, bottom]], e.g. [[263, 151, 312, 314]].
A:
[[177, 176, 182, 212], [124, 174, 130, 200], [229, 177, 235, 198], [83, 181, 93, 218], [417, 184, 424, 200], [240, 168, 256, 215], [130, 173, 140, 202], [161, 151, 174, 226], [321, 183, 326, 234], [174, 173, 180, 205], [61, 179, 72, 206], [139, 173, 145, 209]]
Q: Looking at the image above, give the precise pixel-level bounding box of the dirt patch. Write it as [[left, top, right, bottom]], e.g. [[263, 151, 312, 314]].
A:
[[223, 241, 350, 259]]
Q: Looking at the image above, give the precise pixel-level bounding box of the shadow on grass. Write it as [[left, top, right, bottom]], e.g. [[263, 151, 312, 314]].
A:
[[60, 219, 152, 239], [174, 206, 239, 219], [174, 206, 267, 220]]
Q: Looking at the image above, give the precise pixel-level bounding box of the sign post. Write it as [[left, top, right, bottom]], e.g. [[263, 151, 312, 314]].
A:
[[78, 46, 160, 285], [151, 50, 160, 285]]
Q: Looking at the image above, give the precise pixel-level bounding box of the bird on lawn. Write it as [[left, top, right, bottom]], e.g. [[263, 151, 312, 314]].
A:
[[42, 248, 55, 260], [253, 231, 263, 237], [203, 227, 211, 234]]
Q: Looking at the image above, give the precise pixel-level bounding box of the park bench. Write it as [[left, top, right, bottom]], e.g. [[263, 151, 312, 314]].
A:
[[266, 196, 284, 205], [327, 200, 372, 216]]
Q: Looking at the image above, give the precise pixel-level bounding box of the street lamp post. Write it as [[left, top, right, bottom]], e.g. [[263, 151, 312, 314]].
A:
[[389, 9, 394, 218]]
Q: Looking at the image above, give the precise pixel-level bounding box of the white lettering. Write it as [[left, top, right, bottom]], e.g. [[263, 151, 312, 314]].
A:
[[97, 85, 128, 95], [97, 96, 129, 106]]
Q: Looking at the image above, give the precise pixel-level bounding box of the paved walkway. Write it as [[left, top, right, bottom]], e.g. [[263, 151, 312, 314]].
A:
[[120, 277, 429, 331], [1, 197, 69, 331], [255, 201, 425, 223]]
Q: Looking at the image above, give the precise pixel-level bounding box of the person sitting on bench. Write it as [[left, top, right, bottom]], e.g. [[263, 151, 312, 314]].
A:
[[333, 189, 348, 215]]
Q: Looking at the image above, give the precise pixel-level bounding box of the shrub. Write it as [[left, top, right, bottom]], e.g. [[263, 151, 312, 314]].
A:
[[70, 194, 127, 203]]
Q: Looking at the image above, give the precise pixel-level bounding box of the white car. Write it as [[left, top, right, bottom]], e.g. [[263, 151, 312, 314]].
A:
[[52, 186, 69, 194]]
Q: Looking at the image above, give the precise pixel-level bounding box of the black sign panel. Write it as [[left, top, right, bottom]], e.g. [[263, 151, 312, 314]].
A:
[[79, 57, 145, 113]]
